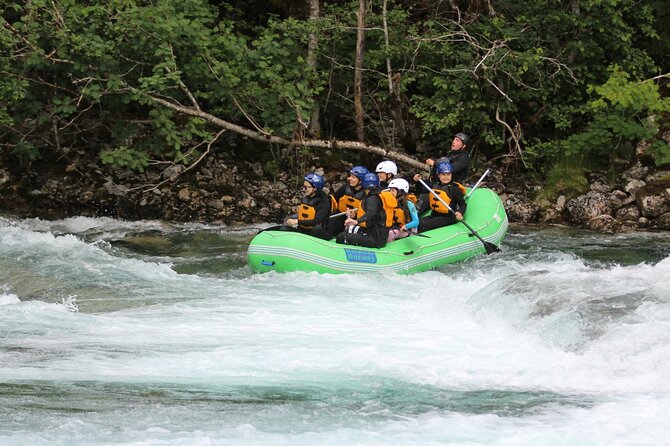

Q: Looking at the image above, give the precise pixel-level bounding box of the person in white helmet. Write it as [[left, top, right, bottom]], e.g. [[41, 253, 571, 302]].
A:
[[375, 160, 398, 188], [386, 178, 420, 242]]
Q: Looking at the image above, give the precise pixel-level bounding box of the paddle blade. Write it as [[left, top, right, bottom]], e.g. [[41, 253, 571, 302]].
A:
[[483, 241, 501, 255]]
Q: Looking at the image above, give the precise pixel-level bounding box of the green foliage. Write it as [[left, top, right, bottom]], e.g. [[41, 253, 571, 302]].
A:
[[100, 146, 149, 172], [12, 141, 40, 163], [0, 0, 667, 178], [648, 140, 670, 166], [562, 67, 670, 167], [539, 157, 589, 202]]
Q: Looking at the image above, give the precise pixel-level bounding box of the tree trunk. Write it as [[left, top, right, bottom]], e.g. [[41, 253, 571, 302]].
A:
[[568, 0, 580, 64], [354, 0, 366, 142], [382, 0, 393, 96], [307, 0, 321, 137]]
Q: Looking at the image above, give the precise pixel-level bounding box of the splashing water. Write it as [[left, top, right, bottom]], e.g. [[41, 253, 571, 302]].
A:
[[1, 217, 669, 445]]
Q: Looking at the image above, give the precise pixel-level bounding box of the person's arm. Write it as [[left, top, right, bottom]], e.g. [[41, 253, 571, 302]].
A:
[[450, 184, 467, 217], [353, 195, 381, 226], [403, 201, 420, 230], [413, 173, 430, 194]]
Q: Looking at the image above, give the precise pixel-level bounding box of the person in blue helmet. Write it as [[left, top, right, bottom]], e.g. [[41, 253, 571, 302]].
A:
[[425, 132, 470, 184], [413, 160, 467, 233], [328, 165, 369, 237], [335, 172, 390, 248], [284, 173, 331, 240]]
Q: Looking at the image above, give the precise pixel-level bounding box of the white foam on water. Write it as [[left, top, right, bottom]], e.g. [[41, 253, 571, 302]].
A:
[[1, 217, 670, 445]]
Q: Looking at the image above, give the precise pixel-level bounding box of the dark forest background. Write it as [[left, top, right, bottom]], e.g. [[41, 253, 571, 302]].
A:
[[1, 0, 668, 199]]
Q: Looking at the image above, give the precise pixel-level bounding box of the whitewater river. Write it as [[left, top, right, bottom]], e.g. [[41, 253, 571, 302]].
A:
[[1, 215, 669, 445]]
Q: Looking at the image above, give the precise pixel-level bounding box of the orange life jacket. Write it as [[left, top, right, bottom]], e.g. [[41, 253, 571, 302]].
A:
[[355, 191, 397, 228], [429, 182, 467, 214], [298, 194, 328, 229], [379, 190, 399, 228], [330, 185, 365, 214], [338, 194, 362, 213], [297, 202, 317, 229]]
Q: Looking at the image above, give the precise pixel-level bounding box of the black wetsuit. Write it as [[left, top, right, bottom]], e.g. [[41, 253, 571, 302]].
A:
[[280, 190, 331, 240], [335, 190, 389, 248]]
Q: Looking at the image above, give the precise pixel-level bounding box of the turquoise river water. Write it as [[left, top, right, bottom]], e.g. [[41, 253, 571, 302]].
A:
[[1, 215, 669, 445]]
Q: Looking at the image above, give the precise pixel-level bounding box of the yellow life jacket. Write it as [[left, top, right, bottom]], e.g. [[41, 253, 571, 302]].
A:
[[406, 193, 418, 205], [429, 182, 467, 215]]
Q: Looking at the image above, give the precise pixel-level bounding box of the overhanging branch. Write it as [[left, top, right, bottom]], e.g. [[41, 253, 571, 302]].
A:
[[142, 91, 429, 171]]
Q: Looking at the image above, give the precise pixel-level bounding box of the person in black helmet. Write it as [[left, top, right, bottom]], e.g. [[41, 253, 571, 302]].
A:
[[425, 132, 470, 184], [284, 173, 331, 240]]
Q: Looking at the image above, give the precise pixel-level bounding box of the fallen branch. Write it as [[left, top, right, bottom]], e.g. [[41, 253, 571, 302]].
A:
[[141, 90, 429, 171]]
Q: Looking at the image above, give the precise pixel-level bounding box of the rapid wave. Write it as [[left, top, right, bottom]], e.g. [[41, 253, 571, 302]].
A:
[[1, 216, 669, 445]]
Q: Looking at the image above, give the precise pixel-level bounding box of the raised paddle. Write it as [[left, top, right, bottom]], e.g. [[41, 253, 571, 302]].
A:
[[418, 178, 500, 255], [464, 169, 490, 200]]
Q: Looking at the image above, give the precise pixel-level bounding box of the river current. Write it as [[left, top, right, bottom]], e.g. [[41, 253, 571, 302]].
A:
[[1, 215, 669, 445]]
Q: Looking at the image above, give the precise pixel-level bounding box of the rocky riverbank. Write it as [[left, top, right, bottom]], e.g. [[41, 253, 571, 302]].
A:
[[1, 149, 669, 232]]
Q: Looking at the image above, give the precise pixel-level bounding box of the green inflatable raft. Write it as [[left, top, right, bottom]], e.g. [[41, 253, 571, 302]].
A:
[[247, 187, 508, 274]]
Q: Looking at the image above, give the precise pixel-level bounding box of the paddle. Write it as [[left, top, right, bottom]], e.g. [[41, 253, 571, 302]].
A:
[[464, 169, 490, 200], [329, 208, 358, 219], [417, 178, 500, 255]]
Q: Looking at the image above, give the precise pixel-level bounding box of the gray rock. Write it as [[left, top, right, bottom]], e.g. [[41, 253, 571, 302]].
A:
[[504, 194, 539, 223], [539, 207, 565, 224], [556, 195, 567, 211], [622, 161, 651, 181], [205, 198, 225, 210], [645, 170, 670, 183], [612, 189, 635, 206], [624, 179, 646, 195], [566, 191, 613, 223], [251, 162, 263, 177], [589, 179, 611, 193], [638, 194, 670, 218], [585, 215, 619, 233], [615, 205, 640, 222], [651, 212, 670, 230], [104, 180, 129, 197]]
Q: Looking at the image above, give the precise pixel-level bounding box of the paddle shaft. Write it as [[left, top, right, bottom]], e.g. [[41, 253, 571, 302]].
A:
[[418, 179, 499, 254], [464, 169, 490, 200], [330, 208, 357, 219]]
